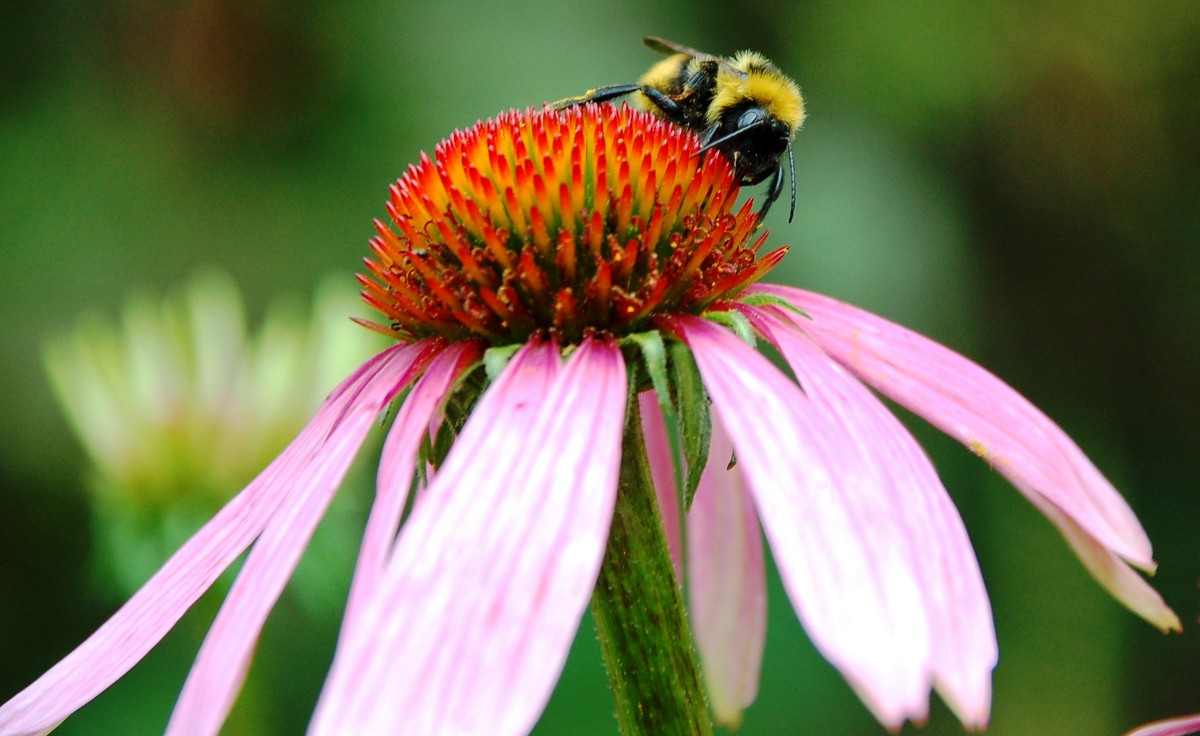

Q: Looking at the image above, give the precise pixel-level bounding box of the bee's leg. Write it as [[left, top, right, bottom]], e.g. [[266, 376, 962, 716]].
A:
[[634, 87, 685, 120], [551, 84, 645, 110], [551, 85, 686, 122], [756, 164, 785, 224], [786, 142, 797, 223]]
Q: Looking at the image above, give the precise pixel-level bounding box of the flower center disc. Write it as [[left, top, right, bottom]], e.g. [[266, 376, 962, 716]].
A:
[[359, 105, 786, 345]]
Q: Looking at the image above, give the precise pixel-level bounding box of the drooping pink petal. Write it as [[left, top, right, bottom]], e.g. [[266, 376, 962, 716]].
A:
[[165, 340, 445, 736], [755, 285, 1179, 631], [1026, 490, 1182, 632], [744, 304, 997, 727], [344, 340, 484, 624], [1127, 713, 1200, 736], [685, 416, 766, 729], [640, 391, 767, 728], [0, 340, 441, 736], [664, 314, 934, 729], [311, 337, 628, 736], [639, 391, 683, 577]]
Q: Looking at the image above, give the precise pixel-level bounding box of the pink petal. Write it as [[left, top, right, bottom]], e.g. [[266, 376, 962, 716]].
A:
[[639, 391, 683, 577], [1027, 490, 1182, 632], [640, 390, 767, 727], [665, 314, 934, 728], [755, 285, 1179, 630], [344, 340, 484, 624], [685, 415, 766, 729], [744, 304, 997, 726], [311, 337, 628, 736], [1127, 714, 1200, 736], [0, 341, 439, 736], [165, 340, 443, 736]]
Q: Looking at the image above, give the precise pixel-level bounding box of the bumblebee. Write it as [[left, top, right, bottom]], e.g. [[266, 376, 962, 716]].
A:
[[553, 36, 805, 222]]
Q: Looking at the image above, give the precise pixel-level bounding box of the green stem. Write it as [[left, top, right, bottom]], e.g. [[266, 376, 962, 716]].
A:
[[591, 406, 712, 736]]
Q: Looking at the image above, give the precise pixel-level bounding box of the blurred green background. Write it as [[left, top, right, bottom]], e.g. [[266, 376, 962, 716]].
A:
[[2, 1, 1198, 734]]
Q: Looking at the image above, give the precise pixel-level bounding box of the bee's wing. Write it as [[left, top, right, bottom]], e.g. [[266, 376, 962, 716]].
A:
[[642, 36, 745, 79], [643, 36, 720, 62]]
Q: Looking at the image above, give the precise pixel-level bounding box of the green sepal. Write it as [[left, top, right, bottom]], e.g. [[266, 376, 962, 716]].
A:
[[482, 343, 521, 382], [737, 292, 811, 318], [422, 359, 487, 471], [625, 330, 687, 510], [705, 309, 756, 347], [667, 339, 711, 512]]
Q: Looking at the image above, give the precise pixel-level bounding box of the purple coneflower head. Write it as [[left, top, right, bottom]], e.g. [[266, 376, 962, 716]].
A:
[[356, 105, 781, 344], [0, 104, 1179, 736]]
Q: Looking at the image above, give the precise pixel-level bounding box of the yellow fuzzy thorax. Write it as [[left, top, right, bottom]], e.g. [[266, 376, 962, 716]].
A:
[[708, 51, 805, 131], [638, 54, 689, 97]]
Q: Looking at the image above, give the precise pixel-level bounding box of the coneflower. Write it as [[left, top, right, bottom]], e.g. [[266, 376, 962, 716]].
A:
[[0, 104, 1178, 736]]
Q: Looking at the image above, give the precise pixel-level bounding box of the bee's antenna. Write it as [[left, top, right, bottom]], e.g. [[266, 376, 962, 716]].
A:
[[692, 121, 766, 156], [787, 141, 796, 223]]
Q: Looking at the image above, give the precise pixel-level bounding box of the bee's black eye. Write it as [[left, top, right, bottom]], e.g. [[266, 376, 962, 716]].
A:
[[737, 107, 768, 130]]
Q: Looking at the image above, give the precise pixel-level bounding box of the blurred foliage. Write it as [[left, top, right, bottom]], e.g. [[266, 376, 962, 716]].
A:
[[42, 269, 383, 610], [1, 1, 1198, 734]]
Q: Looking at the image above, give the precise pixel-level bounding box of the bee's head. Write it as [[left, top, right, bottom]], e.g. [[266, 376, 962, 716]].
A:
[[701, 105, 791, 185], [698, 104, 797, 222]]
